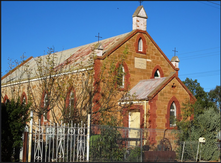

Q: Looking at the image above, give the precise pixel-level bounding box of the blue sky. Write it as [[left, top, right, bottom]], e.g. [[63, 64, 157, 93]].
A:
[[1, 1, 220, 92]]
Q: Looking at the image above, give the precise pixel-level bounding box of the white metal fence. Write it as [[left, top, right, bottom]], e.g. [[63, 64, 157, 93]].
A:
[[32, 120, 88, 162]]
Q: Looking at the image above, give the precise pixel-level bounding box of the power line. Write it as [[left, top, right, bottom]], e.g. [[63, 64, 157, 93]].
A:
[[198, 1, 220, 9], [179, 69, 220, 76], [181, 74, 220, 78], [179, 51, 219, 58], [180, 53, 219, 60], [207, 1, 221, 6], [178, 47, 220, 55]]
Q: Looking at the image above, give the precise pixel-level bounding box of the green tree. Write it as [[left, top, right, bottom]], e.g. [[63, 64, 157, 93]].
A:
[[89, 115, 125, 161], [2, 45, 132, 126], [1, 98, 31, 162], [176, 108, 220, 161], [177, 79, 220, 161], [208, 85, 220, 112], [183, 78, 214, 115]]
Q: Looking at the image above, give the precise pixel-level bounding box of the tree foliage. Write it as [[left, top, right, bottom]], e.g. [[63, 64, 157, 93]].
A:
[[177, 78, 220, 161], [1, 98, 31, 162], [177, 108, 220, 161], [183, 77, 214, 115], [1, 45, 133, 126], [208, 85, 221, 111], [89, 115, 125, 161]]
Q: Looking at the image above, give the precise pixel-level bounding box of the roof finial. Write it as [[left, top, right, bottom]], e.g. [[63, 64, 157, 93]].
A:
[[139, 1, 143, 6], [172, 47, 178, 56], [95, 33, 102, 43]]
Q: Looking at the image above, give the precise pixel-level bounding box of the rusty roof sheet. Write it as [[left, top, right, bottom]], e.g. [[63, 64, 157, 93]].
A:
[[2, 32, 131, 85], [57, 32, 131, 72], [122, 77, 168, 101]]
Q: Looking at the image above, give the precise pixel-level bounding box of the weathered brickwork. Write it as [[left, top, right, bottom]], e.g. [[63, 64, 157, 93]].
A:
[[101, 31, 175, 91], [2, 6, 195, 152], [1, 71, 92, 125]]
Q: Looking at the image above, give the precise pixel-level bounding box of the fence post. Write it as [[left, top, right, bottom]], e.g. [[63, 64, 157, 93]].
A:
[[181, 141, 185, 162], [87, 114, 91, 162], [28, 110, 33, 162], [22, 130, 28, 162], [140, 129, 142, 162], [196, 141, 199, 162]]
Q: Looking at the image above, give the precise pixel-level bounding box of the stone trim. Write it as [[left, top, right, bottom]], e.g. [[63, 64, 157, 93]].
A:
[[116, 61, 130, 91], [92, 59, 101, 123], [165, 96, 181, 129], [148, 94, 158, 144], [20, 92, 28, 105], [3, 94, 9, 103], [65, 87, 77, 113], [134, 33, 147, 54], [122, 104, 144, 128], [150, 65, 164, 79], [40, 90, 50, 125]]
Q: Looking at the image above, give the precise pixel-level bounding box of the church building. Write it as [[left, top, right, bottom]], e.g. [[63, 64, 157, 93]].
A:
[[1, 5, 196, 145]]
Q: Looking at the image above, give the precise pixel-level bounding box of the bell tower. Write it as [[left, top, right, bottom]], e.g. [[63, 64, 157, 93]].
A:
[[132, 5, 148, 31]]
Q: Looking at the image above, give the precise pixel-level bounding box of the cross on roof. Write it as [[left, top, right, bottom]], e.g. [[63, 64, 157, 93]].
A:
[[95, 33, 102, 43], [139, 1, 143, 6], [172, 47, 178, 56]]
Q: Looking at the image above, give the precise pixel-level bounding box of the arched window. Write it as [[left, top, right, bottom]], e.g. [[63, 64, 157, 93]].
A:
[[21, 92, 27, 106], [154, 69, 160, 78], [43, 93, 49, 122], [65, 88, 77, 121], [117, 64, 125, 88], [135, 33, 147, 54], [3, 95, 9, 104], [22, 96, 26, 105], [68, 91, 75, 116], [116, 62, 130, 90], [138, 38, 143, 52], [170, 102, 176, 127], [151, 65, 164, 79]]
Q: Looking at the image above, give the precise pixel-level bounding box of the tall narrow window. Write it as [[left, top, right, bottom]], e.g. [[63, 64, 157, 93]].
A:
[[43, 93, 49, 122], [68, 91, 75, 117], [138, 38, 143, 52], [154, 69, 160, 78], [22, 96, 26, 106], [3, 95, 9, 104], [4, 99, 8, 104], [117, 64, 125, 88], [170, 102, 176, 127]]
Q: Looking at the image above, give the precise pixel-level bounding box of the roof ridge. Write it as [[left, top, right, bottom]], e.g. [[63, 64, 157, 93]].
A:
[[147, 72, 176, 99], [32, 32, 131, 59]]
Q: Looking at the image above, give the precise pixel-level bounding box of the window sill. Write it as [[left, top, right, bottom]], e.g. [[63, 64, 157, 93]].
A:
[[168, 125, 177, 130], [136, 51, 146, 55], [118, 86, 127, 91]]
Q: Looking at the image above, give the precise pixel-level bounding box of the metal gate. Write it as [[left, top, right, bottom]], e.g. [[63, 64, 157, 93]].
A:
[[32, 120, 88, 162]]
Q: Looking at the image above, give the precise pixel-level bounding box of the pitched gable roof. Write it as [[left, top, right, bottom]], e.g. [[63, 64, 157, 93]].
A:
[[132, 5, 148, 19], [2, 29, 178, 85], [122, 77, 168, 101], [121, 72, 196, 102], [1, 56, 33, 81], [97, 29, 177, 71], [55, 32, 130, 72], [148, 72, 196, 102], [1, 32, 130, 85]]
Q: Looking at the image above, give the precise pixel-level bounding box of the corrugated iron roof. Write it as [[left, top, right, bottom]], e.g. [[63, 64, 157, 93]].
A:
[[122, 77, 168, 101], [2, 32, 130, 85]]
